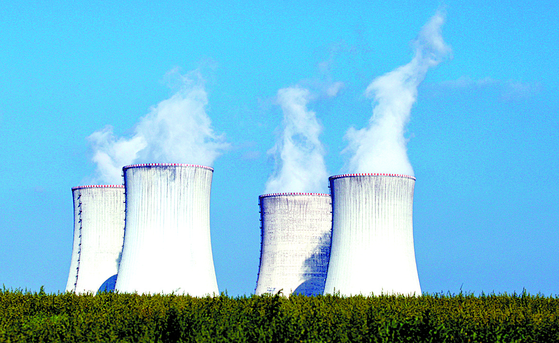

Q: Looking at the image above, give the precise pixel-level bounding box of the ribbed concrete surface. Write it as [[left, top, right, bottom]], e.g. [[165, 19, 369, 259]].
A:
[[324, 174, 421, 296], [255, 193, 332, 296], [115, 164, 218, 296], [66, 186, 125, 294]]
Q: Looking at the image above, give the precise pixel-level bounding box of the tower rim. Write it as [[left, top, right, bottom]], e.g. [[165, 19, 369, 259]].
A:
[[329, 173, 415, 181], [72, 185, 125, 190], [123, 163, 214, 171], [259, 192, 331, 198]]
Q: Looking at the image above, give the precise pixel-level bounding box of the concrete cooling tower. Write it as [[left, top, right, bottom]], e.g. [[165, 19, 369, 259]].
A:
[[115, 163, 219, 296], [255, 193, 332, 296], [65, 185, 125, 294], [324, 173, 421, 296]]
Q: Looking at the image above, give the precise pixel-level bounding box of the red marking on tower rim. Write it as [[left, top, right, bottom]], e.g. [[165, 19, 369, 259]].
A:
[[260, 192, 331, 198], [123, 163, 214, 171], [329, 173, 416, 181], [72, 185, 125, 190]]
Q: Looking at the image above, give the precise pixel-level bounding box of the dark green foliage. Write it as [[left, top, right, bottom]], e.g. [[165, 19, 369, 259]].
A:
[[1, 287, 559, 342]]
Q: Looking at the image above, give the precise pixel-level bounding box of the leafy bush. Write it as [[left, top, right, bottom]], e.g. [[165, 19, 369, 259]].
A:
[[1, 287, 558, 342]]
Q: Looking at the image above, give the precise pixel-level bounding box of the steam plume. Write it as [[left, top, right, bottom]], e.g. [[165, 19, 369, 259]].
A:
[[264, 86, 328, 194], [345, 11, 451, 175], [87, 72, 228, 184]]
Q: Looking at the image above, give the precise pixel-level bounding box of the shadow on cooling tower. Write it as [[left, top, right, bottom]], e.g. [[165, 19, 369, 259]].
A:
[[97, 274, 118, 294], [254, 193, 332, 296], [292, 231, 332, 296]]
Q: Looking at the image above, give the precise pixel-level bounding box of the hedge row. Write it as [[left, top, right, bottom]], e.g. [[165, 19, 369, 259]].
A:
[[1, 288, 558, 342]]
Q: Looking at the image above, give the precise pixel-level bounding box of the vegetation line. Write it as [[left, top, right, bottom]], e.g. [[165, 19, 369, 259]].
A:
[[1, 288, 558, 342]]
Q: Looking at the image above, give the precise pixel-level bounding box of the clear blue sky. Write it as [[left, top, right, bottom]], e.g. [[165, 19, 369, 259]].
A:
[[1, 0, 558, 296]]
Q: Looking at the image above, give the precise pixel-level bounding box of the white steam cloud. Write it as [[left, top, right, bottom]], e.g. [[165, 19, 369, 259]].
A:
[[345, 11, 451, 175], [87, 72, 228, 184], [264, 86, 329, 194]]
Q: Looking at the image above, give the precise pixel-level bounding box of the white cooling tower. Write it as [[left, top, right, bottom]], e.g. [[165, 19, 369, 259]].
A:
[[115, 163, 219, 296], [65, 185, 125, 294], [324, 173, 421, 296], [255, 193, 332, 296]]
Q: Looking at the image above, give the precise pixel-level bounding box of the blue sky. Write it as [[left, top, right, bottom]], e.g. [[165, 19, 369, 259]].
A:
[[1, 0, 558, 296]]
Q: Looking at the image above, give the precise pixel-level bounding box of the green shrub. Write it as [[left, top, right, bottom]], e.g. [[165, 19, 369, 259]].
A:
[[1, 288, 558, 342]]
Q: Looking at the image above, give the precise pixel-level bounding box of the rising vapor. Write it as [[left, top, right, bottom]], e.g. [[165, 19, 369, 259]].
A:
[[264, 86, 329, 194], [87, 72, 228, 184], [345, 11, 451, 175]]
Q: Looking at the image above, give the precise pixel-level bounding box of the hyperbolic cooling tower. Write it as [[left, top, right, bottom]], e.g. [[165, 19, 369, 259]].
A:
[[65, 185, 125, 293], [324, 173, 421, 296], [115, 163, 219, 296], [255, 193, 332, 296]]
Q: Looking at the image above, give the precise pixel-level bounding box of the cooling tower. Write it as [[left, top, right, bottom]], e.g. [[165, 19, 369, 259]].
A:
[[65, 185, 125, 294], [255, 193, 332, 296], [115, 163, 219, 296], [324, 173, 421, 296]]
